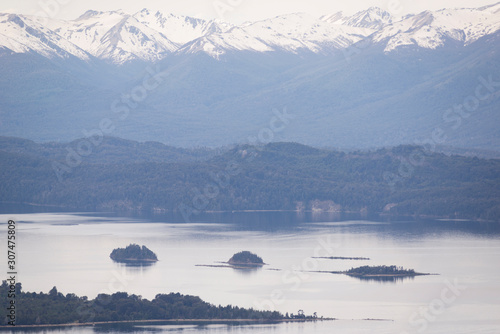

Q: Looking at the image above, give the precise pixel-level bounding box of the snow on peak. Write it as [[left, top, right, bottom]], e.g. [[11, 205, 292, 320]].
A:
[[132, 8, 232, 45], [0, 13, 90, 60], [344, 7, 393, 30], [322, 7, 393, 30], [1, 3, 499, 63], [373, 5, 500, 52], [47, 10, 179, 63], [179, 12, 372, 58]]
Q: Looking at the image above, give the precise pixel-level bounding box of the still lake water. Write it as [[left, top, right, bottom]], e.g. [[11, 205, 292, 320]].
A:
[[1, 207, 500, 333]]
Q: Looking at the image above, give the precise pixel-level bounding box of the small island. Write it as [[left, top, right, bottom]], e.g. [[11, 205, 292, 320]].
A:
[[310, 265, 433, 282], [346, 265, 419, 276], [195, 251, 267, 270], [110, 244, 158, 264], [227, 251, 265, 267], [344, 265, 431, 281]]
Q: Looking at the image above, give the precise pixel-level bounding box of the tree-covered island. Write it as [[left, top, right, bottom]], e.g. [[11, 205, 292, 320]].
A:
[[227, 251, 265, 267], [110, 244, 158, 263], [310, 265, 432, 281], [345, 265, 428, 278]]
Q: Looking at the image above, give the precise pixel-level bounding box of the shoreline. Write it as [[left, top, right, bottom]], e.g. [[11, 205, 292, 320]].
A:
[[0, 201, 494, 223], [0, 318, 336, 329]]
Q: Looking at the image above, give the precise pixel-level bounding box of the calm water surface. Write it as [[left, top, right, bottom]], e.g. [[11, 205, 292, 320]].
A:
[[1, 208, 499, 333]]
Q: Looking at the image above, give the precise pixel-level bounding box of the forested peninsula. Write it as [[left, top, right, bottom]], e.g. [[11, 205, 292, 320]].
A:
[[0, 282, 282, 326]]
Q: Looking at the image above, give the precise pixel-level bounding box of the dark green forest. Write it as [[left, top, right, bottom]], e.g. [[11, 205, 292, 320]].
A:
[[1, 136, 499, 220], [0, 282, 282, 326]]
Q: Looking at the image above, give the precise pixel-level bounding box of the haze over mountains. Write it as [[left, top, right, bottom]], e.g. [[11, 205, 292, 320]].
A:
[[0, 3, 499, 150]]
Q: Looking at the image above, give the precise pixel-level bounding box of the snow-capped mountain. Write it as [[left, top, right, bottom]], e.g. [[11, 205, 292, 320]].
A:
[[133, 8, 232, 45], [179, 13, 371, 58], [46, 10, 179, 63], [1, 3, 499, 62], [321, 7, 394, 30], [372, 2, 500, 52], [0, 13, 90, 59], [1, 4, 499, 153]]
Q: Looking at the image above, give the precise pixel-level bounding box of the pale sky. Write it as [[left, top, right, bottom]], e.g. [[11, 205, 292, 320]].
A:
[[0, 0, 498, 23]]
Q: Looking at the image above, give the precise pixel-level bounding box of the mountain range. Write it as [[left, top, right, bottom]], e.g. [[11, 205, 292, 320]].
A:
[[0, 3, 499, 150], [3, 4, 500, 62]]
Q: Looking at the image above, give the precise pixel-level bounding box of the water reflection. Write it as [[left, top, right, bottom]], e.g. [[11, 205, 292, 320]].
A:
[[113, 261, 157, 272], [231, 266, 262, 276], [348, 275, 416, 283], [309, 211, 342, 222], [93, 323, 164, 333]]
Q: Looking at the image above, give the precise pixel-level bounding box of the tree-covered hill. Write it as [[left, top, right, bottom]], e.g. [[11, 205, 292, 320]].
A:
[[1, 137, 499, 220]]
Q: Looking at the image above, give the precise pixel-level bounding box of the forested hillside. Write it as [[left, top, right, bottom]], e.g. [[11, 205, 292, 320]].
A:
[[1, 137, 499, 220]]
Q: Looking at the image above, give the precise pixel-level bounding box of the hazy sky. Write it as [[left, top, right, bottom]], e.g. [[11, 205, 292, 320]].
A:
[[0, 0, 498, 23]]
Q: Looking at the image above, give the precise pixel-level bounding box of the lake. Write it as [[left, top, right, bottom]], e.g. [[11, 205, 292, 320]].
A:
[[1, 207, 500, 333]]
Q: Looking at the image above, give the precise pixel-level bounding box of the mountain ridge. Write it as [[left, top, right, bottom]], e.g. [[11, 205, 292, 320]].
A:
[[1, 3, 499, 62]]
